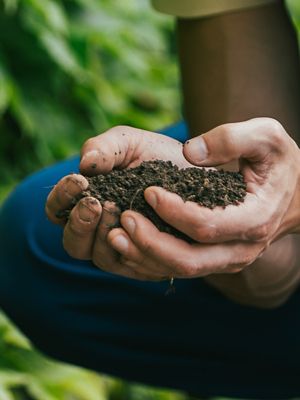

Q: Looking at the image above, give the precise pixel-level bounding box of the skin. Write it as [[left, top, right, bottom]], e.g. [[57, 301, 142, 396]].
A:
[[46, 126, 195, 281], [46, 1, 300, 308], [46, 118, 300, 307], [175, 0, 300, 306], [177, 0, 300, 138]]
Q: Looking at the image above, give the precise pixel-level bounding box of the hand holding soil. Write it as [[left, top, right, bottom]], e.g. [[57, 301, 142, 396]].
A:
[[62, 160, 246, 242], [46, 126, 199, 277], [108, 118, 300, 281], [46, 119, 300, 282]]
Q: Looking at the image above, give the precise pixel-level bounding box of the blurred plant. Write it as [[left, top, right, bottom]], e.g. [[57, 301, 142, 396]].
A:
[[0, 1, 182, 398], [287, 0, 300, 35], [0, 313, 193, 400], [0, 0, 299, 399], [0, 312, 108, 399], [0, 1, 184, 398], [0, 0, 180, 202]]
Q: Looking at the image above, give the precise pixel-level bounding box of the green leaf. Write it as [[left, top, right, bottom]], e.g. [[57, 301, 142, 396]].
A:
[[0, 313, 31, 351], [3, 0, 19, 14], [24, 0, 69, 35]]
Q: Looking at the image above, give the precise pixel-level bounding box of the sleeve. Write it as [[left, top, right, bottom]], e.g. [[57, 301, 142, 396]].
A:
[[151, 0, 279, 19]]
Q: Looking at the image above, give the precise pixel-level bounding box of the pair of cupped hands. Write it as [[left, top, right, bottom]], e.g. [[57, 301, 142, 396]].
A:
[[46, 118, 300, 281]]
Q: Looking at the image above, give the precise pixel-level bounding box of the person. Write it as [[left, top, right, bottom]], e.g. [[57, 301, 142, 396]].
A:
[[1, 0, 300, 398]]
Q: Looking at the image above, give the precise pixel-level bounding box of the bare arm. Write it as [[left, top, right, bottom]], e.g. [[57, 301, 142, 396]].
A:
[[46, 2, 300, 308], [177, 0, 300, 140], [177, 0, 300, 308], [204, 235, 300, 308]]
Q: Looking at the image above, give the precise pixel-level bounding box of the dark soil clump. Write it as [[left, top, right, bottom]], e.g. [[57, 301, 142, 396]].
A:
[[64, 160, 246, 242]]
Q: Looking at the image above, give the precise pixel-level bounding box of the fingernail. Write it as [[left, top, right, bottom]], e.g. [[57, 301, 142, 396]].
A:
[[111, 235, 129, 253], [65, 178, 84, 196], [185, 137, 208, 163], [145, 191, 157, 209], [79, 202, 97, 222], [122, 217, 136, 235]]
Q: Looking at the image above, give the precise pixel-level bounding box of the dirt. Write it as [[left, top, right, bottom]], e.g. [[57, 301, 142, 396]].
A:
[[62, 160, 247, 242]]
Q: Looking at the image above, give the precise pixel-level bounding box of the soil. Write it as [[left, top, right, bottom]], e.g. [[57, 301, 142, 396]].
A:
[[63, 160, 247, 242]]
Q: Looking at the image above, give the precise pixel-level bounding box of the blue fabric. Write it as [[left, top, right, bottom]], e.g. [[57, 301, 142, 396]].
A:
[[1, 122, 300, 399]]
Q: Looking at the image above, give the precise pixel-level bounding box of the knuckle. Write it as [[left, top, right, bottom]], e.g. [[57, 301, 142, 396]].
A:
[[192, 223, 217, 242], [173, 258, 197, 278], [107, 125, 131, 136], [245, 223, 270, 242], [239, 253, 255, 267], [83, 137, 97, 149], [220, 123, 235, 140], [216, 123, 239, 156], [139, 238, 155, 257], [236, 244, 261, 268], [96, 146, 110, 161], [264, 117, 284, 132], [263, 118, 286, 149]]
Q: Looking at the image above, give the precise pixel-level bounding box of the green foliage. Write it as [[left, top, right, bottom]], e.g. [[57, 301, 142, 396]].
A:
[[0, 1, 184, 398], [287, 0, 300, 34], [1, 1, 300, 399], [0, 313, 193, 400], [0, 312, 107, 399], [0, 0, 180, 202], [0, 1, 183, 398]]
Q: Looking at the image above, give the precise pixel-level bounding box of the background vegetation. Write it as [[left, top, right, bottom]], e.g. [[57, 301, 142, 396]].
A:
[[0, 0, 300, 399], [0, 0, 180, 202]]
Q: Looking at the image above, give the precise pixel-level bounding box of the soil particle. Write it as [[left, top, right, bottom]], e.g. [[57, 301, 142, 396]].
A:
[[64, 160, 246, 242]]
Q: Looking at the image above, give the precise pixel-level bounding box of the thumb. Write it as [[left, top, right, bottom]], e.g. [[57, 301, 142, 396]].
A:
[[183, 118, 286, 167]]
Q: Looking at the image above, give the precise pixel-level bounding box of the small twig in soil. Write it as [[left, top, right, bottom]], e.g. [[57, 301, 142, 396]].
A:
[[165, 277, 176, 296], [130, 188, 143, 210]]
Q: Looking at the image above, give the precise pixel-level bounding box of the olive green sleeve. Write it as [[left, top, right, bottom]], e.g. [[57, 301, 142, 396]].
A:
[[151, 0, 278, 18]]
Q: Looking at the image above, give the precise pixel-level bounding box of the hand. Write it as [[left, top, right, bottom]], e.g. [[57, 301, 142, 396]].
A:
[[45, 125, 193, 279], [108, 118, 300, 280]]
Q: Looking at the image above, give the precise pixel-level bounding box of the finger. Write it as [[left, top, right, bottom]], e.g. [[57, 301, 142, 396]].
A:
[[95, 223, 166, 281], [145, 186, 278, 243], [80, 125, 190, 176], [63, 197, 102, 260], [183, 118, 288, 167], [119, 210, 263, 278], [80, 126, 143, 175], [108, 228, 171, 278], [92, 201, 121, 269], [46, 174, 89, 225], [97, 201, 121, 240], [99, 262, 165, 281]]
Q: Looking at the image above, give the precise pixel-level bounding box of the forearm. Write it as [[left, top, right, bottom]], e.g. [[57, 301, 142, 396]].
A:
[[177, 1, 300, 307], [204, 235, 300, 308], [177, 0, 300, 143]]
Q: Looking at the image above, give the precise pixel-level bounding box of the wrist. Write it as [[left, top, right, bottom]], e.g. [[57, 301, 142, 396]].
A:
[[280, 145, 300, 235], [204, 235, 300, 308], [292, 156, 300, 234]]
